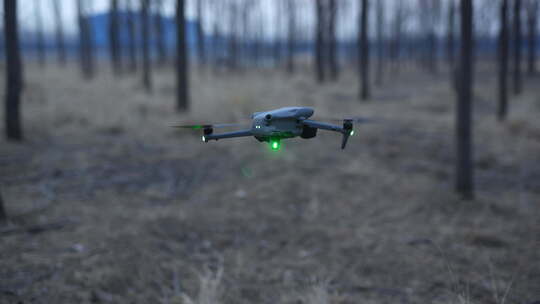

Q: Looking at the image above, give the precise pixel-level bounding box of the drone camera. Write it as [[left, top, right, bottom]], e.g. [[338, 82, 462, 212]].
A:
[[265, 114, 272, 121]]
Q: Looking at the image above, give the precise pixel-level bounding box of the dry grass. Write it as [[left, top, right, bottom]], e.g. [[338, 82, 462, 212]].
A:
[[0, 62, 539, 303]]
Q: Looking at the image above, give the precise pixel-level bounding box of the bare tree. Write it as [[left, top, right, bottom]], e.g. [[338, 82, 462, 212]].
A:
[[513, 0, 523, 95], [126, 0, 137, 72], [328, 0, 338, 80], [154, 0, 167, 66], [176, 0, 189, 111], [196, 0, 206, 65], [4, 0, 23, 141], [315, 0, 326, 82], [141, 0, 152, 92], [447, 0, 456, 68], [390, 0, 404, 73], [77, 0, 95, 78], [228, 1, 239, 69], [52, 0, 66, 65], [456, 0, 474, 200], [0, 190, 6, 225], [527, 0, 539, 76], [375, 0, 384, 85], [109, 0, 121, 74], [286, 0, 297, 74], [498, 0, 510, 120], [274, 0, 283, 66], [359, 0, 370, 100], [34, 0, 45, 66]]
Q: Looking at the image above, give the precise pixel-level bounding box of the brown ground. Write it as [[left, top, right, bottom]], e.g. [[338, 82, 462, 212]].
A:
[[0, 62, 539, 304]]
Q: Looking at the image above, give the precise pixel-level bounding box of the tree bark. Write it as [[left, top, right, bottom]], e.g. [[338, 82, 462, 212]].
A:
[[498, 0, 509, 121], [315, 0, 325, 82], [141, 0, 152, 92], [359, 0, 370, 100], [4, 0, 23, 141], [109, 0, 121, 74], [52, 0, 66, 65], [527, 0, 538, 76], [126, 0, 137, 72], [513, 0, 523, 95], [455, 0, 474, 200], [176, 0, 189, 111]]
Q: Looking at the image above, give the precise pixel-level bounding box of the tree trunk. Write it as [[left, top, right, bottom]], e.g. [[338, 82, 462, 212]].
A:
[[390, 0, 403, 73], [498, 0, 509, 121], [228, 2, 238, 70], [274, 0, 283, 67], [109, 0, 121, 75], [455, 0, 474, 200], [196, 0, 206, 65], [286, 0, 296, 74], [176, 0, 189, 111], [328, 0, 338, 80], [141, 0, 152, 92], [52, 0, 66, 65], [4, 0, 23, 141], [527, 0, 538, 76], [126, 0, 137, 72], [34, 0, 45, 66], [155, 0, 167, 66], [315, 0, 325, 82], [77, 0, 94, 79], [375, 0, 384, 86], [447, 0, 456, 68], [513, 0, 523, 95], [0, 190, 6, 225], [359, 0, 370, 100]]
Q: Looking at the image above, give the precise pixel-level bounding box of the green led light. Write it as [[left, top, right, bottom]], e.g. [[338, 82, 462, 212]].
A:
[[270, 140, 280, 151], [350, 130, 355, 136], [202, 136, 206, 142]]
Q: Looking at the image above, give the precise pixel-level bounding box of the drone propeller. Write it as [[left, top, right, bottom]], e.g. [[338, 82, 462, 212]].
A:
[[171, 123, 246, 130], [315, 116, 380, 124]]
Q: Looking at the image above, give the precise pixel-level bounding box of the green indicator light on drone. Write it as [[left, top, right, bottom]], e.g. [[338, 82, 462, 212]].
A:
[[350, 130, 355, 136], [202, 136, 206, 142], [270, 140, 280, 151]]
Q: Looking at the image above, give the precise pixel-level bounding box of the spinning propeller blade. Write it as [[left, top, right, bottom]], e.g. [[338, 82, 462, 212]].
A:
[[315, 117, 380, 124], [171, 123, 246, 130]]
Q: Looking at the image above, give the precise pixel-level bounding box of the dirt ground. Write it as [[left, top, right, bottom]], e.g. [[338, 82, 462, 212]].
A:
[[0, 62, 539, 304]]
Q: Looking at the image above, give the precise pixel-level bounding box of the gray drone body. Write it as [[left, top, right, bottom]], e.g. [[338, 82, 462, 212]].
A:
[[177, 107, 357, 150]]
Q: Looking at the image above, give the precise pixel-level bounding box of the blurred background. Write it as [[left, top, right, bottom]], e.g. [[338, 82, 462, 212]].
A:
[[0, 0, 539, 303]]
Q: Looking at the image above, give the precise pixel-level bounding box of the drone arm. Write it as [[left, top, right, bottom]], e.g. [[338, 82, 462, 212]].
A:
[[302, 120, 345, 133], [302, 120, 353, 149], [203, 130, 253, 142]]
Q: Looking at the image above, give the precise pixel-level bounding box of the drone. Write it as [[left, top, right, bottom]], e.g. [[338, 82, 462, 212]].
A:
[[173, 107, 370, 150]]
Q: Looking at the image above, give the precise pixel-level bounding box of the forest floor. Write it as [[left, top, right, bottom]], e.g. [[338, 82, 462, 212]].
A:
[[0, 62, 539, 304]]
